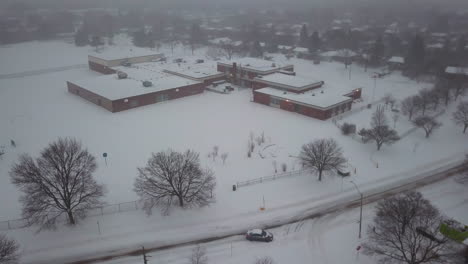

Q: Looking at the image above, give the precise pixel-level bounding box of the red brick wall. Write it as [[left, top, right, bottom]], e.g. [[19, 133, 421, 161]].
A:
[[204, 76, 226, 85], [88, 61, 116, 75], [253, 92, 271, 105], [252, 81, 268, 90], [111, 82, 206, 112], [217, 65, 227, 73], [67, 82, 113, 112]]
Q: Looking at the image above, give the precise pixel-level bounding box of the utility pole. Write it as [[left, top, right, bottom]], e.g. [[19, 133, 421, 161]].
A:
[[142, 246, 151, 264], [350, 181, 363, 239]]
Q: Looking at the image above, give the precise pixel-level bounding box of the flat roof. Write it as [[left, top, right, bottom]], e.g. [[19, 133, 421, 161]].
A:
[[255, 73, 322, 90], [255, 87, 352, 109], [89, 48, 162, 61], [71, 71, 201, 100], [162, 64, 224, 80], [445, 66, 468, 76], [218, 58, 293, 73]]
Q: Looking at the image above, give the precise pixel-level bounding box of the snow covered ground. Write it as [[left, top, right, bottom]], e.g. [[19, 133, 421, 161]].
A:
[[97, 177, 468, 264], [0, 36, 467, 263]]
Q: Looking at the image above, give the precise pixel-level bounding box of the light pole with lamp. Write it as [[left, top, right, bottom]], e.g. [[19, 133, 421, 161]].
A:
[[350, 180, 363, 239]]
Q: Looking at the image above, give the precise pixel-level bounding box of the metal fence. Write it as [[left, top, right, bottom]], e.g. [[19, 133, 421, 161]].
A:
[[0, 199, 143, 231], [236, 169, 311, 188]]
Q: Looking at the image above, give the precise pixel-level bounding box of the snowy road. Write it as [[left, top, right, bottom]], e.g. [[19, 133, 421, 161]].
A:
[[35, 158, 465, 264], [96, 176, 468, 264]]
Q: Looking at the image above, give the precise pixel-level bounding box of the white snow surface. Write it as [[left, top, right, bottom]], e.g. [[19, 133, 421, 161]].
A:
[[0, 37, 467, 264], [255, 72, 322, 89], [446, 66, 468, 76], [255, 87, 352, 109], [388, 56, 405, 64], [70, 71, 201, 100]]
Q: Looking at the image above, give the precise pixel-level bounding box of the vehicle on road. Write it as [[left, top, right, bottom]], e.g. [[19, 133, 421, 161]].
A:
[[245, 229, 273, 242]]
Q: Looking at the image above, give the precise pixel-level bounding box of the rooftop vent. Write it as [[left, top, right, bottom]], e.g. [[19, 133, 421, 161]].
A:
[[312, 93, 315, 96], [142, 81, 153, 87], [117, 71, 128, 79], [321, 90, 324, 93]]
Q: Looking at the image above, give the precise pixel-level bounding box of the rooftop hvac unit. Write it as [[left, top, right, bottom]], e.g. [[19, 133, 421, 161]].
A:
[[271, 63, 276, 67], [312, 93, 315, 96], [142, 81, 153, 87], [321, 90, 324, 93], [117, 72, 128, 79]]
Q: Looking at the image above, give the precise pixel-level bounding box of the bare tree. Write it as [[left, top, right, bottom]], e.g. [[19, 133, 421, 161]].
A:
[[212, 146, 219, 161], [433, 79, 451, 106], [254, 256, 275, 264], [358, 105, 400, 150], [9, 138, 104, 229], [221, 43, 236, 60], [190, 245, 208, 264], [417, 89, 433, 116], [363, 191, 449, 264], [281, 163, 287, 172], [383, 94, 396, 110], [412, 116, 442, 138], [220, 153, 228, 165], [134, 150, 216, 214], [0, 234, 20, 264], [298, 138, 346, 181], [272, 160, 277, 173], [392, 112, 400, 128], [401, 96, 420, 120], [453, 101, 468, 133]]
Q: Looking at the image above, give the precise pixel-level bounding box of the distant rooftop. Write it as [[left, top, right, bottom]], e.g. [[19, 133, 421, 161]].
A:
[[445, 66, 468, 76], [89, 47, 162, 61], [70, 71, 200, 100], [218, 58, 293, 73], [388, 56, 405, 64], [255, 87, 352, 109]]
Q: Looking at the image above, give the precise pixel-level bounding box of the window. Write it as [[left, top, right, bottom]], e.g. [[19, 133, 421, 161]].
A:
[[270, 97, 281, 105], [156, 94, 169, 102], [294, 104, 301, 113]]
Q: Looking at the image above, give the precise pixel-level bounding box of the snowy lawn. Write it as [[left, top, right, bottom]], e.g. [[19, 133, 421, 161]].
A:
[[0, 38, 467, 263]]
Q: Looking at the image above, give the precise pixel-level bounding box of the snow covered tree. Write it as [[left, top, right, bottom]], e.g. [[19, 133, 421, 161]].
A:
[[190, 245, 208, 264], [383, 94, 396, 110], [74, 28, 88, 46], [189, 22, 204, 55], [221, 42, 235, 60], [90, 35, 103, 51], [0, 234, 19, 264], [358, 105, 400, 150], [134, 150, 216, 214], [10, 138, 104, 229], [412, 116, 442, 138], [453, 101, 468, 133], [299, 24, 309, 47], [250, 41, 263, 58], [363, 191, 449, 264], [220, 153, 228, 165], [298, 138, 346, 181], [401, 95, 421, 120], [417, 89, 433, 116], [255, 257, 275, 264], [370, 36, 385, 66], [308, 31, 321, 53]]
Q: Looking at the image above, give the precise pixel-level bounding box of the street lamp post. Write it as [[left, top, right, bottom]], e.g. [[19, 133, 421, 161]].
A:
[[350, 181, 363, 239]]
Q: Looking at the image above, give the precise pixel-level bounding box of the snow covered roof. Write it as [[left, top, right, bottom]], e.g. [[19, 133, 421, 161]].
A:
[[427, 43, 444, 49], [388, 56, 405, 64], [162, 65, 224, 81], [218, 58, 293, 74], [247, 229, 264, 235], [320, 49, 357, 58], [89, 48, 162, 61], [445, 66, 468, 75], [255, 87, 353, 109], [208, 37, 232, 45], [278, 45, 292, 50], [254, 73, 323, 91], [431, 32, 448, 38], [71, 71, 201, 100], [293, 47, 309, 53]]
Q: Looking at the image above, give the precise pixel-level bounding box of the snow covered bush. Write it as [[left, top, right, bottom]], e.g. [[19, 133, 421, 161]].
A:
[[341, 122, 356, 135], [0, 234, 20, 264]]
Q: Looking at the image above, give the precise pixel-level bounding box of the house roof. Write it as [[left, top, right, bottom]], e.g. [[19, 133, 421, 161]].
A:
[[320, 49, 357, 58], [162, 64, 224, 81], [445, 66, 468, 75], [388, 56, 405, 64], [89, 48, 162, 61]]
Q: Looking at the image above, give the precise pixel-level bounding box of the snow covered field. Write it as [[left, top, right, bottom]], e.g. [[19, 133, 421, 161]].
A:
[[0, 37, 467, 263]]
